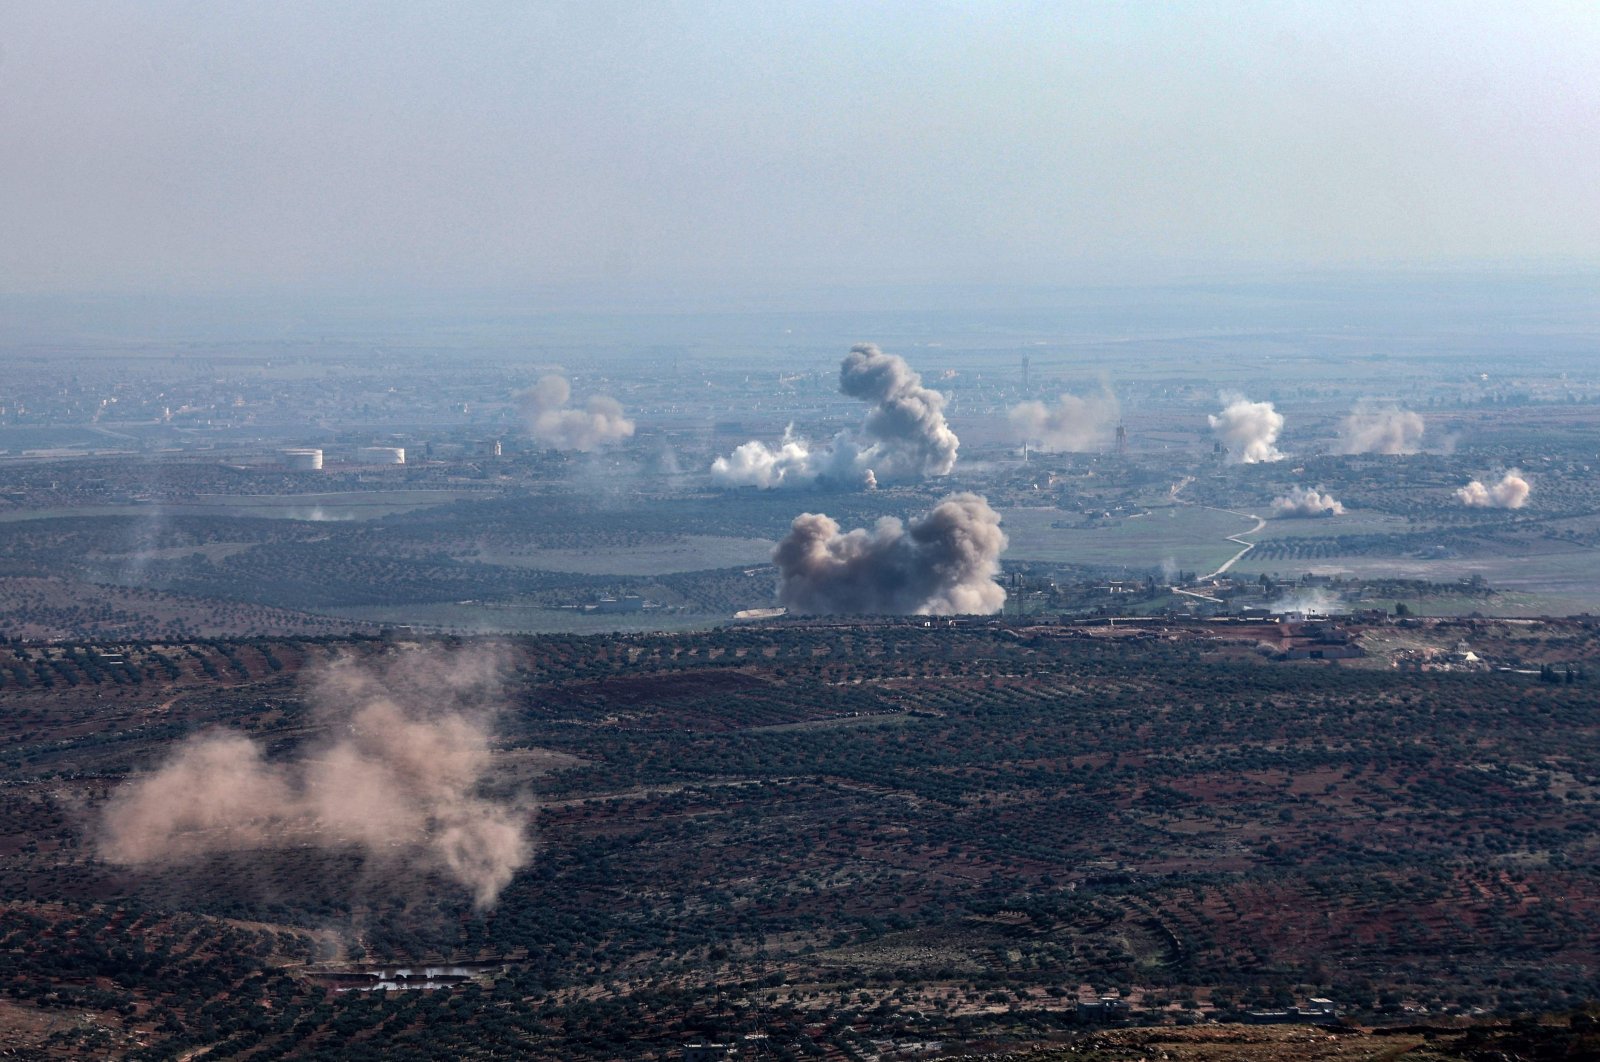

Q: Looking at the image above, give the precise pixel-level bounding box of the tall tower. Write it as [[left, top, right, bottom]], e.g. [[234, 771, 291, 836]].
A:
[[1115, 423, 1127, 455], [1021, 355, 1030, 396]]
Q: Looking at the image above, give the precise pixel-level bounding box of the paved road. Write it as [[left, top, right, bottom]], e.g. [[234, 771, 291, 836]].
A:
[[1168, 476, 1265, 581], [1206, 513, 1266, 579]]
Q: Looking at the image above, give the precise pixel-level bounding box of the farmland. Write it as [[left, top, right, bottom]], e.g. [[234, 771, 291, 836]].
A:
[[0, 622, 1596, 1057]]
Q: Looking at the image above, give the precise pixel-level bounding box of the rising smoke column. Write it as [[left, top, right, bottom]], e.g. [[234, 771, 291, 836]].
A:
[[1456, 471, 1530, 510], [1338, 402, 1425, 455], [835, 343, 960, 479], [98, 648, 532, 909], [1209, 396, 1285, 464], [518, 374, 635, 451], [712, 344, 958, 488], [1272, 486, 1345, 517], [1008, 389, 1120, 452], [773, 492, 1007, 615]]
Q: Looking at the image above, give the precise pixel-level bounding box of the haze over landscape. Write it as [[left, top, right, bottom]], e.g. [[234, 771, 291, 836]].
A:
[[0, 3, 1598, 1059], [2, 0, 1596, 302]]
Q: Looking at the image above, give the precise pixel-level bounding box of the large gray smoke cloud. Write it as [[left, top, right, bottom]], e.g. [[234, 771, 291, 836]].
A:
[[773, 492, 1006, 615], [98, 649, 531, 909], [712, 344, 958, 488], [1338, 402, 1425, 455], [1272, 486, 1345, 517], [1456, 471, 1530, 510], [1209, 396, 1285, 464], [1008, 389, 1120, 452], [518, 374, 635, 451]]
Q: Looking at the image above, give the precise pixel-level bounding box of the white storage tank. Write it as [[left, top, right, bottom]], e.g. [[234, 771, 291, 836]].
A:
[[358, 446, 406, 465], [281, 448, 324, 471]]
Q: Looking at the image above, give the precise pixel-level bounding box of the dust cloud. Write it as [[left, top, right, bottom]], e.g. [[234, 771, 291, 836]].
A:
[[98, 648, 531, 909]]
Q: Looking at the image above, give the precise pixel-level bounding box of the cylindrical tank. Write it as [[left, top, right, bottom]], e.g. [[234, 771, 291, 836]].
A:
[[281, 448, 324, 471], [358, 446, 406, 465]]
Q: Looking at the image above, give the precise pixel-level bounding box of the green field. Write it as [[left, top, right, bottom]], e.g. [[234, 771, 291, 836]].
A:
[[321, 601, 726, 634], [0, 490, 485, 524], [1001, 504, 1255, 572], [1232, 545, 1600, 615], [1256, 508, 1413, 537], [0, 504, 155, 523], [472, 533, 776, 576], [1354, 592, 1568, 618], [176, 489, 488, 520]]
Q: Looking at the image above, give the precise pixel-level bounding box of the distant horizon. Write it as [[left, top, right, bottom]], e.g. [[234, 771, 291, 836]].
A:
[[4, 3, 1595, 299], [6, 256, 1600, 295], [4, 260, 1598, 320]]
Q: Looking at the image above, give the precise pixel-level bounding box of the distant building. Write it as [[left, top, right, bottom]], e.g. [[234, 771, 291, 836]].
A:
[[591, 595, 646, 614], [281, 448, 324, 471], [1077, 995, 1131, 1021], [358, 446, 406, 465], [1241, 1000, 1340, 1025]]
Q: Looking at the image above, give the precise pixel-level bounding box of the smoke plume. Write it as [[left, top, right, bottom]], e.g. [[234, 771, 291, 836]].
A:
[[1272, 486, 1345, 518], [1270, 588, 1342, 615], [1338, 402, 1425, 455], [712, 344, 958, 488], [98, 648, 531, 909], [1456, 471, 1530, 510], [1008, 390, 1120, 452], [518, 375, 635, 451], [1209, 396, 1285, 464], [711, 426, 816, 489], [773, 492, 1007, 615]]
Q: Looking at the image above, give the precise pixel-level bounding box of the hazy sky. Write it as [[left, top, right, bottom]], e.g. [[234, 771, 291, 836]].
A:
[[1, 1, 1595, 297]]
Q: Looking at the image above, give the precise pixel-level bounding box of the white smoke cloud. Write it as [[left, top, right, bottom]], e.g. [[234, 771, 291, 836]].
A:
[[710, 426, 817, 488], [1209, 396, 1285, 464], [1008, 389, 1120, 452], [773, 492, 1006, 615], [1272, 486, 1345, 517], [1338, 402, 1425, 455], [712, 344, 958, 488], [518, 375, 635, 451], [1456, 471, 1530, 509], [1270, 588, 1343, 616], [98, 648, 532, 909]]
